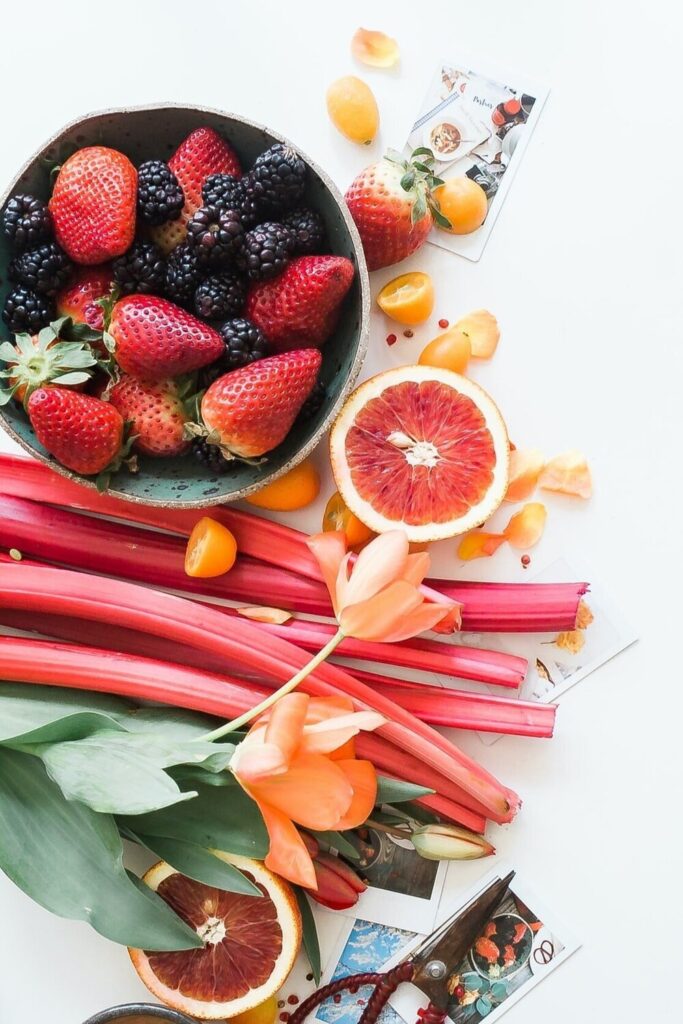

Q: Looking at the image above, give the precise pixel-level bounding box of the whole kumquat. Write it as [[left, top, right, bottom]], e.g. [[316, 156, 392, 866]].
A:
[[246, 459, 320, 511]]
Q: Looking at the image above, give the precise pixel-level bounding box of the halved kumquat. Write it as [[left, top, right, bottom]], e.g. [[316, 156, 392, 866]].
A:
[[185, 517, 237, 578], [323, 490, 374, 550], [377, 272, 435, 325]]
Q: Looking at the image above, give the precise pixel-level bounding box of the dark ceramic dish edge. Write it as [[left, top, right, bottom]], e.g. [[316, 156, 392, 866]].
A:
[[0, 102, 370, 508], [82, 1002, 196, 1024]]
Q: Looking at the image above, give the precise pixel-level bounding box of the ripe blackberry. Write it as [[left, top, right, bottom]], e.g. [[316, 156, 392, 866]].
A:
[[246, 144, 306, 214], [113, 242, 166, 295], [241, 221, 294, 281], [202, 175, 260, 228], [137, 160, 184, 225], [297, 379, 326, 422], [8, 242, 72, 297], [194, 273, 247, 321], [164, 242, 203, 308], [192, 438, 234, 474], [2, 286, 54, 334], [186, 206, 245, 267], [2, 194, 52, 250], [199, 317, 269, 388], [283, 207, 325, 255]]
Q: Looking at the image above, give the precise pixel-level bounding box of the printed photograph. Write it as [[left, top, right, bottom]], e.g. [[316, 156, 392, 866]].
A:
[[347, 826, 441, 900]]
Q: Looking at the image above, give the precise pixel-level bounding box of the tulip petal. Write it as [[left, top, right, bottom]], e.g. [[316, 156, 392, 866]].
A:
[[307, 856, 359, 910], [331, 759, 378, 830], [371, 600, 465, 643], [237, 605, 293, 624], [307, 531, 347, 613], [504, 449, 545, 503], [248, 752, 354, 831], [351, 27, 400, 68], [504, 502, 547, 549], [264, 691, 310, 766], [231, 738, 290, 783], [401, 551, 431, 587], [339, 579, 423, 641], [457, 531, 507, 560], [539, 450, 593, 499], [340, 531, 409, 607], [299, 710, 385, 755], [257, 801, 317, 888]]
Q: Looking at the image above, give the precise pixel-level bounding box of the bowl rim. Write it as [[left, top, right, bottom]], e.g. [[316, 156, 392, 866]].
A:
[[81, 1001, 196, 1024], [0, 102, 371, 508]]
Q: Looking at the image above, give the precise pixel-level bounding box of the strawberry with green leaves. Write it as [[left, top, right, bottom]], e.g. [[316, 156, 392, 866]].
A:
[[107, 294, 224, 381], [109, 375, 191, 458], [344, 148, 450, 271], [27, 386, 129, 478], [56, 265, 115, 330], [0, 317, 98, 407], [151, 127, 242, 254], [49, 147, 137, 265], [195, 348, 322, 459], [245, 255, 354, 352]]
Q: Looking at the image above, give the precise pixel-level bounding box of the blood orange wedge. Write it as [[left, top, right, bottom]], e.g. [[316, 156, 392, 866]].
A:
[[330, 365, 509, 542], [129, 855, 301, 1020]]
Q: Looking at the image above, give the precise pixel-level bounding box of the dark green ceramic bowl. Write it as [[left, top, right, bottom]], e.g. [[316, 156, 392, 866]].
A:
[[0, 104, 370, 507]]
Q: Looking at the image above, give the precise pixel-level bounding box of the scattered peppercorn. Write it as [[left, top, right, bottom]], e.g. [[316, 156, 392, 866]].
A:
[[521, 554, 531, 568], [403, 328, 414, 338], [305, 973, 314, 982], [287, 996, 299, 1005]]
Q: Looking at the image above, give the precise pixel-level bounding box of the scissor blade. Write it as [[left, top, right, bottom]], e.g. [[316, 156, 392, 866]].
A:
[[411, 871, 515, 1009]]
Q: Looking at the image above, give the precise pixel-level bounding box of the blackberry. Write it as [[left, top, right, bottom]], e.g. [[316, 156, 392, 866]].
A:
[[2, 286, 54, 334], [113, 242, 166, 295], [241, 221, 294, 281], [202, 173, 242, 210], [8, 242, 72, 297], [137, 160, 184, 225], [186, 206, 245, 267], [198, 317, 270, 388], [194, 273, 247, 321], [2, 194, 52, 250], [246, 144, 306, 215], [164, 242, 203, 308], [192, 438, 234, 474], [297, 379, 326, 422], [283, 207, 325, 255]]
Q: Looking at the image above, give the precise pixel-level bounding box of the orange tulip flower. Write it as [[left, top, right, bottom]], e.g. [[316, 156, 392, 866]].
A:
[[231, 692, 384, 887], [308, 529, 458, 642]]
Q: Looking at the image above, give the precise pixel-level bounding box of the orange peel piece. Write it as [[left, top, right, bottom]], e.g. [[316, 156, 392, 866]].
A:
[[539, 450, 593, 499], [457, 531, 506, 561], [554, 629, 586, 654], [453, 310, 500, 359], [504, 449, 545, 502], [351, 27, 399, 68], [504, 502, 547, 549], [237, 606, 293, 625]]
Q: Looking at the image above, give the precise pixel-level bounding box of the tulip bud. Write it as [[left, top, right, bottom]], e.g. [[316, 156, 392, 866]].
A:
[[306, 852, 367, 910], [411, 824, 495, 861]]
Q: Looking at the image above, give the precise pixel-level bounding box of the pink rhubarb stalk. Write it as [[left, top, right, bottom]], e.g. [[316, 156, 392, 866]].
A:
[[0, 497, 527, 688], [0, 561, 518, 821]]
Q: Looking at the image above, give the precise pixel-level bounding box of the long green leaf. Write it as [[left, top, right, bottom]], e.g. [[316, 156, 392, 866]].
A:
[[313, 830, 361, 861], [130, 832, 261, 897], [120, 783, 269, 859], [38, 731, 232, 815], [0, 683, 131, 744], [376, 775, 434, 804], [110, 706, 220, 738], [295, 889, 321, 984], [0, 748, 201, 950]]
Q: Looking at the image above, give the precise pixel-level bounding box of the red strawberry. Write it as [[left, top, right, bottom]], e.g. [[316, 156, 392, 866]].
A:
[[56, 265, 114, 330], [151, 127, 242, 254], [344, 149, 448, 271], [49, 147, 137, 265], [27, 386, 124, 476], [201, 349, 322, 458], [109, 375, 190, 457], [245, 256, 354, 353], [108, 295, 224, 381]]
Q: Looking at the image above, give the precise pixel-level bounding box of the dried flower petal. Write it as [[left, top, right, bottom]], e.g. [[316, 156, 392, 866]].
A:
[[554, 629, 585, 654], [351, 27, 400, 68], [453, 309, 500, 359], [457, 531, 506, 560], [576, 599, 594, 630], [504, 502, 547, 549], [504, 449, 545, 502], [237, 606, 293, 625], [539, 450, 593, 499]]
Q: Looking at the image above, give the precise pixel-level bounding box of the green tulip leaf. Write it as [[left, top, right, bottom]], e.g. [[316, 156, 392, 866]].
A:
[[376, 776, 434, 805], [313, 830, 361, 861], [129, 832, 261, 897], [0, 682, 131, 745], [0, 748, 201, 950], [295, 888, 321, 984]]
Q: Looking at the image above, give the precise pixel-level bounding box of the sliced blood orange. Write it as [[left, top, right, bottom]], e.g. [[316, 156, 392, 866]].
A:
[[129, 855, 301, 1020], [329, 365, 509, 542]]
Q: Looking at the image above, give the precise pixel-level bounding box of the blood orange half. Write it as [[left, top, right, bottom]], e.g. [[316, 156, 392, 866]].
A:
[[129, 854, 301, 1020], [330, 365, 509, 542]]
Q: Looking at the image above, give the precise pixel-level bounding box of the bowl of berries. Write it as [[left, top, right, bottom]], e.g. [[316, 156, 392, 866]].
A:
[[0, 104, 369, 505]]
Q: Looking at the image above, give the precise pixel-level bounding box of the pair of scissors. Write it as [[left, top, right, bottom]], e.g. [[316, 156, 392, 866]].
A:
[[289, 871, 515, 1024]]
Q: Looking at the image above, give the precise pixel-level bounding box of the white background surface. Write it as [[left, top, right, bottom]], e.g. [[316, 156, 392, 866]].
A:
[[0, 1, 680, 1021]]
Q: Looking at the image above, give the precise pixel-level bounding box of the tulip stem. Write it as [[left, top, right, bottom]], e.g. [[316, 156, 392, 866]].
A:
[[365, 817, 413, 840], [202, 628, 346, 742]]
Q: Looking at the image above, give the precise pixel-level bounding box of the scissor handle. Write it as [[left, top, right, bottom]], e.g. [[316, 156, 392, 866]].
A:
[[288, 962, 414, 1024], [416, 1003, 448, 1024]]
